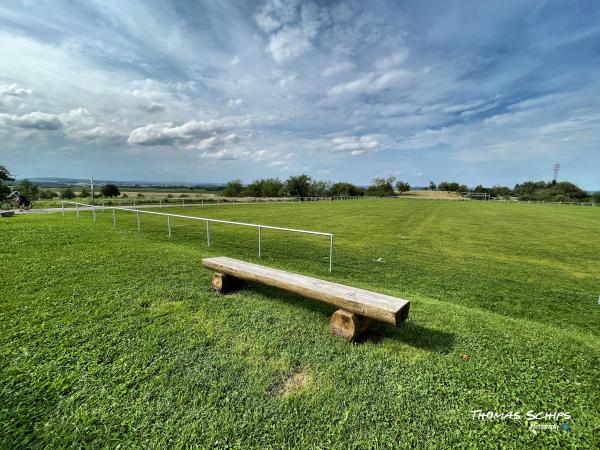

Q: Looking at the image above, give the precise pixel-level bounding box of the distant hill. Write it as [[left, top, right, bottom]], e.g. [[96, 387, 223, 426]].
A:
[[25, 177, 226, 188]]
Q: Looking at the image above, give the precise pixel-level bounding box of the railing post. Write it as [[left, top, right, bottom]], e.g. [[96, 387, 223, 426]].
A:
[[159, 199, 162, 208], [329, 234, 333, 273], [258, 226, 262, 257], [112, 208, 116, 228], [93, 206, 96, 222], [206, 220, 210, 247], [137, 211, 140, 232], [167, 215, 172, 238], [183, 198, 185, 208], [76, 203, 79, 218], [61, 202, 65, 216]]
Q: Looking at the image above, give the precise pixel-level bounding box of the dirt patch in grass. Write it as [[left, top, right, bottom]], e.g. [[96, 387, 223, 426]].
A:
[[268, 368, 311, 396]]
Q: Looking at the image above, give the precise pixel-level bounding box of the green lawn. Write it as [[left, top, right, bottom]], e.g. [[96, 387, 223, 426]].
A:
[[1, 199, 599, 448]]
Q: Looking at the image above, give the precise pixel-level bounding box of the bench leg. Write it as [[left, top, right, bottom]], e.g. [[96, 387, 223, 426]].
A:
[[330, 310, 370, 340], [212, 272, 243, 293]]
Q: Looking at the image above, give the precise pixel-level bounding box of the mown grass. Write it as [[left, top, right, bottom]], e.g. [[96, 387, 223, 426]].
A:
[[1, 199, 599, 448]]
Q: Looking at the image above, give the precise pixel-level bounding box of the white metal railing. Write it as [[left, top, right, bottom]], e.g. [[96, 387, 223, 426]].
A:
[[61, 201, 334, 272]]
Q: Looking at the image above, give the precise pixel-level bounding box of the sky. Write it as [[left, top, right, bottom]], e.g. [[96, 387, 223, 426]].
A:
[[0, 0, 599, 189]]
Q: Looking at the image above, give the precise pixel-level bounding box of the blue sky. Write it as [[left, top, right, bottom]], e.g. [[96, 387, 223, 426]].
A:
[[0, 0, 599, 188]]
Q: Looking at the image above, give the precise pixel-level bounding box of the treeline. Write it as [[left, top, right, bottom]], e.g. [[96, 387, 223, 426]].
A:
[[0, 177, 126, 201], [223, 175, 412, 198], [466, 180, 598, 202]]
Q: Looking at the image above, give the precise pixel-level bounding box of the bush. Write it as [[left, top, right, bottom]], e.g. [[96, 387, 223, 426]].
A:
[[366, 176, 395, 197], [16, 179, 40, 200], [101, 184, 120, 198], [286, 175, 311, 198], [223, 179, 245, 197], [438, 181, 467, 192], [513, 180, 587, 201], [38, 190, 55, 200], [80, 187, 90, 198], [395, 181, 410, 193], [61, 188, 76, 199], [329, 182, 363, 197], [0, 183, 9, 199]]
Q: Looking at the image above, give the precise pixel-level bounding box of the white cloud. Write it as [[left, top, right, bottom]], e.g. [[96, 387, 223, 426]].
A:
[[330, 135, 380, 155], [127, 119, 229, 146], [199, 148, 269, 161], [328, 69, 412, 96], [200, 149, 249, 160], [0, 111, 62, 130], [322, 60, 355, 77], [0, 83, 31, 97], [146, 102, 165, 113], [375, 48, 409, 70], [258, 1, 328, 62], [227, 98, 243, 107], [267, 27, 312, 62]]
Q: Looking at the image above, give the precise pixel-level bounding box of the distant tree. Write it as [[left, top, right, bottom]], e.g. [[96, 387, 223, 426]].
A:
[[0, 165, 14, 182], [61, 188, 76, 199], [472, 184, 490, 194], [490, 186, 512, 198], [438, 181, 465, 192], [38, 190, 55, 200], [245, 179, 263, 197], [329, 182, 363, 197], [367, 176, 396, 196], [308, 180, 331, 197], [261, 178, 284, 197], [513, 180, 586, 201], [16, 179, 40, 200], [395, 181, 410, 193], [80, 186, 90, 198], [286, 174, 311, 198], [137, 193, 144, 197], [429, 181, 436, 191], [223, 179, 245, 197], [101, 184, 121, 197], [592, 192, 600, 203]]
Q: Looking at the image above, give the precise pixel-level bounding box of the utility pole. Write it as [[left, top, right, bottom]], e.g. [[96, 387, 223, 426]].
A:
[[552, 164, 560, 185], [90, 177, 95, 205]]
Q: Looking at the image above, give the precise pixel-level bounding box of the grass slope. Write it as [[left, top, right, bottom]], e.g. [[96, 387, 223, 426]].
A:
[[1, 199, 599, 448]]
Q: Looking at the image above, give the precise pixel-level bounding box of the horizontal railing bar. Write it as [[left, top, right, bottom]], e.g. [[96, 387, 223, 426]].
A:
[[61, 201, 333, 237]]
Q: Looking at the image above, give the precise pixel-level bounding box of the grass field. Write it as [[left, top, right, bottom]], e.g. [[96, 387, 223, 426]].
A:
[[1, 199, 599, 448]]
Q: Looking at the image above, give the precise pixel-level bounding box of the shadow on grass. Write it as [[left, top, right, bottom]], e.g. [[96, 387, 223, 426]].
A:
[[355, 322, 455, 353], [243, 282, 455, 353]]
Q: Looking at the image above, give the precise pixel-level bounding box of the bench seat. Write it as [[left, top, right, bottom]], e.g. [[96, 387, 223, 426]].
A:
[[202, 256, 410, 339]]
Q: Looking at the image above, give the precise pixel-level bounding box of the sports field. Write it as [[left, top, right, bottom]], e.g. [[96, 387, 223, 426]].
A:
[[1, 199, 599, 447]]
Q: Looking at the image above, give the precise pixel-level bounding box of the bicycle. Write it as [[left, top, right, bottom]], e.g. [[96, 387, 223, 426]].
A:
[[0, 198, 33, 210]]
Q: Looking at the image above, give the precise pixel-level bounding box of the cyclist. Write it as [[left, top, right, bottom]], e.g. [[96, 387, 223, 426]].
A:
[[7, 188, 29, 209]]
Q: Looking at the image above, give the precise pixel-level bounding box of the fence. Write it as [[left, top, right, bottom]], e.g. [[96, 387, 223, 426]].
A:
[[61, 201, 334, 272], [93, 195, 381, 208], [389, 195, 597, 207]]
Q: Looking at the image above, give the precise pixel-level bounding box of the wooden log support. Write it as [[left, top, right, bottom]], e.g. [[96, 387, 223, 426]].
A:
[[0, 211, 15, 217], [212, 272, 243, 293], [330, 309, 371, 340]]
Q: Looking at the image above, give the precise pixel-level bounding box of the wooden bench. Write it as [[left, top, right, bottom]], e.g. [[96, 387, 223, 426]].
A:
[[202, 256, 410, 340]]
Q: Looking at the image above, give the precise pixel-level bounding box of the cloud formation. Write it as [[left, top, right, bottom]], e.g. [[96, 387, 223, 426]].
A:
[[0, 0, 599, 188]]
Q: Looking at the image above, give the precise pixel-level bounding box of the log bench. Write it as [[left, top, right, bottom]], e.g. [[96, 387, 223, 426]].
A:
[[202, 256, 410, 340]]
